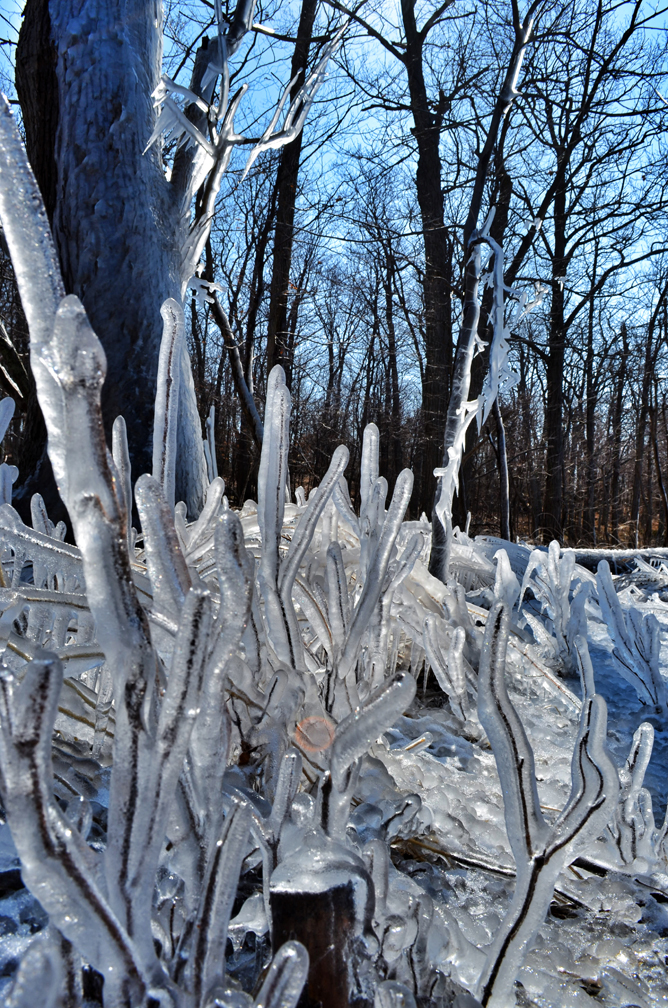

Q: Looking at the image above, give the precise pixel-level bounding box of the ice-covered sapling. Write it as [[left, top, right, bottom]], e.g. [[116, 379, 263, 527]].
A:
[[476, 602, 619, 1008], [596, 559, 666, 709], [517, 540, 589, 673]]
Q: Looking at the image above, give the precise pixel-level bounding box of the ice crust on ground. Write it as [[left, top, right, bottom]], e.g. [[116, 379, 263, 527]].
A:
[[1, 397, 668, 1006]]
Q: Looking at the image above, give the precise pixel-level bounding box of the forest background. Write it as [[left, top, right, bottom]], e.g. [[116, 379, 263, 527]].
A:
[[1, 0, 668, 551]]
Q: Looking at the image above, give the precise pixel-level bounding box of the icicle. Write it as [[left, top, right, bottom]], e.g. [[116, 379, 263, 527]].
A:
[[492, 548, 519, 609], [338, 469, 413, 681], [375, 981, 417, 1008], [423, 617, 468, 720]]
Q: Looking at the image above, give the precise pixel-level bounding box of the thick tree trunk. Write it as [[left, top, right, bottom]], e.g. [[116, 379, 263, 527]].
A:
[[265, 0, 318, 385], [539, 168, 567, 543], [401, 0, 452, 519], [654, 397, 668, 545], [17, 0, 207, 516]]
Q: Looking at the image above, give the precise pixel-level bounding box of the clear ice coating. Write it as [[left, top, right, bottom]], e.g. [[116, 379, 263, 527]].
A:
[[1, 41, 668, 1008]]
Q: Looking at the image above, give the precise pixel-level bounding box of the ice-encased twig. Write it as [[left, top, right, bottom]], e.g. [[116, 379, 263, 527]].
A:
[[0, 99, 64, 352], [572, 633, 596, 700], [136, 474, 192, 621], [326, 541, 349, 661], [278, 445, 349, 668], [125, 587, 214, 964], [112, 415, 134, 554], [330, 670, 417, 796], [608, 721, 658, 867], [209, 507, 255, 670], [0, 656, 156, 1005], [182, 801, 251, 1002], [153, 299, 185, 511], [258, 367, 293, 666], [423, 617, 468, 720], [29, 296, 165, 947], [240, 22, 347, 182], [0, 504, 82, 590], [338, 469, 414, 682], [253, 939, 309, 1008], [476, 602, 619, 1007], [367, 532, 424, 690]]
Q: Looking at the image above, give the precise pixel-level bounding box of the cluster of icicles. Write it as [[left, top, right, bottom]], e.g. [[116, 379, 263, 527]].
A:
[[1, 96, 668, 1008]]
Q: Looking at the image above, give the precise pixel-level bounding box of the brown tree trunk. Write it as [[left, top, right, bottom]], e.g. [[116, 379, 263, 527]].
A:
[[629, 288, 667, 546], [583, 280, 597, 543], [401, 0, 453, 518], [265, 0, 318, 386], [16, 0, 208, 519], [539, 165, 567, 543], [383, 254, 403, 490]]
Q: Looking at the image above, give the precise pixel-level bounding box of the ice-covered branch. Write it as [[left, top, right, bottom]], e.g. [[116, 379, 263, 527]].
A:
[[148, 4, 346, 288]]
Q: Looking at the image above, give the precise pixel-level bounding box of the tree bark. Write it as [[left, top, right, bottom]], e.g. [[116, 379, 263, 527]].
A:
[[265, 0, 318, 386], [17, 0, 207, 516], [15, 0, 59, 224], [539, 164, 567, 543], [629, 288, 667, 546], [401, 0, 453, 519], [583, 265, 597, 543]]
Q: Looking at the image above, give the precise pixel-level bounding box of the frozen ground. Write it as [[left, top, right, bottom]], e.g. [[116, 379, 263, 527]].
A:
[[1, 525, 668, 1007]]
